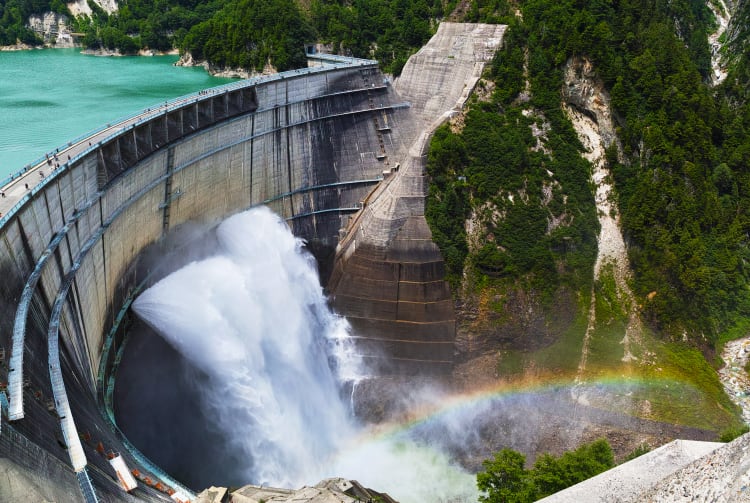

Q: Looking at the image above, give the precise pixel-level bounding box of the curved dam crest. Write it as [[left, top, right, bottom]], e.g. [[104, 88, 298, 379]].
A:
[[0, 24, 504, 501]]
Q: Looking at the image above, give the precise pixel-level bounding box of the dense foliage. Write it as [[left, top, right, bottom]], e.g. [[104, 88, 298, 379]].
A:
[[181, 0, 313, 71], [0, 0, 66, 45], [310, 0, 450, 74], [477, 439, 615, 502], [516, 0, 750, 342], [68, 0, 314, 68], [719, 424, 750, 442], [426, 19, 599, 297], [67, 0, 226, 54], [1, 0, 464, 73], [424, 0, 750, 346]]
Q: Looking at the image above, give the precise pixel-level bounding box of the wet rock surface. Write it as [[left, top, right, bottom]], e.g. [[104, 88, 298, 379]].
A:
[[719, 337, 750, 423], [643, 433, 750, 502]]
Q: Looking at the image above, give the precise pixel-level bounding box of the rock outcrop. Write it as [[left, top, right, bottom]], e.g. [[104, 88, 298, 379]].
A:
[[643, 432, 750, 502], [537, 438, 726, 502], [175, 52, 277, 79], [22, 0, 119, 49], [27, 12, 73, 47], [539, 433, 750, 502], [196, 478, 398, 503], [562, 56, 644, 378], [67, 0, 118, 16]]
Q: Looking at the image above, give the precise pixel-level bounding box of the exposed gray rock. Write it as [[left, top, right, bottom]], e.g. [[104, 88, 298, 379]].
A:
[[199, 478, 397, 503], [27, 12, 73, 47], [539, 434, 750, 502], [196, 486, 228, 503], [643, 432, 750, 502], [67, 0, 118, 16], [175, 52, 277, 79], [562, 56, 619, 149]]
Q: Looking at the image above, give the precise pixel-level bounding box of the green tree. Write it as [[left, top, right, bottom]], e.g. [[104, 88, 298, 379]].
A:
[[477, 440, 615, 502], [719, 425, 750, 442], [477, 449, 537, 503], [532, 439, 614, 498]]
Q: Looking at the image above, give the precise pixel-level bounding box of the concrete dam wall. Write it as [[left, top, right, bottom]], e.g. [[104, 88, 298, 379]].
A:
[[330, 23, 505, 374], [0, 23, 503, 502]]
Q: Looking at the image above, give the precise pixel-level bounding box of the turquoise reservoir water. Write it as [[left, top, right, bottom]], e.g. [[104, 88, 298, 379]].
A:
[[0, 49, 234, 179]]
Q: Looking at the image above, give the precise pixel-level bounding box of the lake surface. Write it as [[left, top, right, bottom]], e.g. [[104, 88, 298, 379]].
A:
[[0, 49, 234, 180]]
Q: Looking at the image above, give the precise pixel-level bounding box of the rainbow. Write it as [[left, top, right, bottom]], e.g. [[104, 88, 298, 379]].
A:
[[323, 374, 712, 503], [366, 373, 705, 441]]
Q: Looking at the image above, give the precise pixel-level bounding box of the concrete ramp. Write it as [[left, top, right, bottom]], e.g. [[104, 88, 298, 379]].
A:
[[395, 22, 506, 126], [329, 23, 505, 374], [642, 432, 750, 502], [537, 439, 725, 502]]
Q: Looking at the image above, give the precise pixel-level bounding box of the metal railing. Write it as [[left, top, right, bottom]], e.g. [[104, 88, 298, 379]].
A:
[[76, 469, 100, 503]]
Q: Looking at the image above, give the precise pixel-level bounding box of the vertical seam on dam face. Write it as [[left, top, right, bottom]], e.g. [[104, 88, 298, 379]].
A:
[[286, 80, 295, 218], [249, 114, 255, 204], [72, 281, 94, 392], [162, 147, 176, 235]]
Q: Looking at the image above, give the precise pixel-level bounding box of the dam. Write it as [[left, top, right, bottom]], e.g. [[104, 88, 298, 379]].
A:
[[0, 24, 505, 502]]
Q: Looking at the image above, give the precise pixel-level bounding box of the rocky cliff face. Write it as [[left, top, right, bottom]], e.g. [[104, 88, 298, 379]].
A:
[[707, 0, 734, 84], [25, 0, 118, 48], [562, 57, 619, 151], [723, 0, 745, 53], [66, 0, 118, 16], [27, 12, 73, 47], [451, 63, 586, 361], [562, 56, 645, 379]]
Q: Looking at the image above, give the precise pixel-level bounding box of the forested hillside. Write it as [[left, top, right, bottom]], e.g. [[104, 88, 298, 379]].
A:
[[421, 0, 750, 353], [420, 0, 750, 439]]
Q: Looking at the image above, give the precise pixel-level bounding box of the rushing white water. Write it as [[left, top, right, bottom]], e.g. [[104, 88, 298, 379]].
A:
[[132, 207, 478, 502], [133, 207, 360, 487]]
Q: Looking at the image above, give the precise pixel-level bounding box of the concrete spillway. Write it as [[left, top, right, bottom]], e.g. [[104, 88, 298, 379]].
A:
[[329, 23, 505, 374], [0, 24, 503, 502]]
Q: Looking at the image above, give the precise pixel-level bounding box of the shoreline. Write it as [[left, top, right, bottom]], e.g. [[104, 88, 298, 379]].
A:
[[174, 52, 277, 79], [0, 43, 261, 78], [0, 42, 38, 51], [81, 47, 180, 57], [0, 42, 178, 58]]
